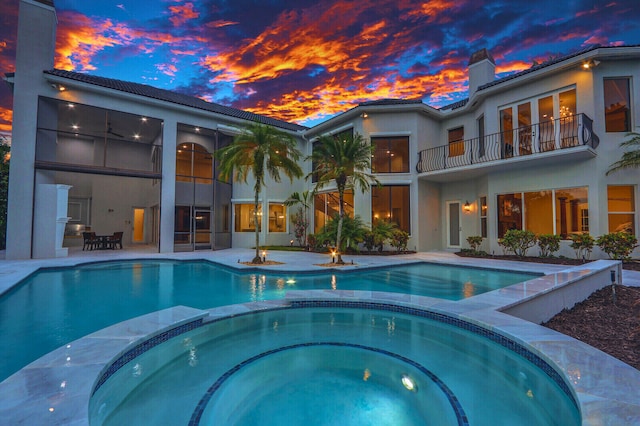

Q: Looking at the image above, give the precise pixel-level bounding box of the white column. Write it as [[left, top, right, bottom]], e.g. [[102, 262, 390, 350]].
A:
[[159, 120, 177, 253]]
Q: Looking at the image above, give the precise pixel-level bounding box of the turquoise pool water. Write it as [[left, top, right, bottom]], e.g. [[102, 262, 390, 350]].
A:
[[90, 306, 579, 425], [0, 260, 538, 382]]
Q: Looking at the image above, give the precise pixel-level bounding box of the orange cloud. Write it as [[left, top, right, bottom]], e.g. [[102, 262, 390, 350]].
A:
[[55, 12, 130, 70], [0, 106, 12, 134], [54, 10, 207, 71], [169, 2, 199, 27], [206, 20, 239, 28]]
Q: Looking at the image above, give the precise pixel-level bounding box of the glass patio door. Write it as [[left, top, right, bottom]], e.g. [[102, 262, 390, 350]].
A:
[[194, 207, 212, 250]]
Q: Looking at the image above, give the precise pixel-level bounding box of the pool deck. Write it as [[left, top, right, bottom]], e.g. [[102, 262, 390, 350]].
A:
[[1, 249, 639, 425]]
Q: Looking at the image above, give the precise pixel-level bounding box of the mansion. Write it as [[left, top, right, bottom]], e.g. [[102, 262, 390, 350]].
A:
[[5, 0, 640, 260]]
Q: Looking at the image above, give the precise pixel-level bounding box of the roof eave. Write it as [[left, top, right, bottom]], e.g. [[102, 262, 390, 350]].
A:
[[42, 72, 305, 135]]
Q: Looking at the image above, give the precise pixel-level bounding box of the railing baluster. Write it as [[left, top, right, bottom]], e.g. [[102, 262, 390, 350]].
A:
[[416, 113, 599, 174]]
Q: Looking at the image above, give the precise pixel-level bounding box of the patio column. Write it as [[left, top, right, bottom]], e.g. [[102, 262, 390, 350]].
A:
[[159, 120, 177, 253]]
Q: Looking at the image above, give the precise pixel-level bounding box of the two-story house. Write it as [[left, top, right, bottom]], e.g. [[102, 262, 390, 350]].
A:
[[4, 0, 640, 260]]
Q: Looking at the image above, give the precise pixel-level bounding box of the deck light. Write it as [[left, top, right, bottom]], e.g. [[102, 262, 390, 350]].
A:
[[262, 250, 267, 262], [331, 250, 337, 263]]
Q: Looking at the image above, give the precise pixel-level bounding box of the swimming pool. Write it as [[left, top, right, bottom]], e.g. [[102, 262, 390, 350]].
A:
[[0, 259, 537, 382], [89, 303, 580, 425]]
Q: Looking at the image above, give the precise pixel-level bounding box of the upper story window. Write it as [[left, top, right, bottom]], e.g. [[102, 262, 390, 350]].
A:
[[448, 127, 464, 157], [371, 136, 409, 173], [176, 143, 213, 184], [604, 78, 631, 132]]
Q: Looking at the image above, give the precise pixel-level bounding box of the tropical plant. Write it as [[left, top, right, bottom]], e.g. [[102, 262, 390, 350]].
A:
[[537, 234, 561, 257], [0, 136, 9, 250], [306, 132, 378, 263], [317, 213, 367, 253], [569, 233, 595, 260], [390, 229, 409, 252], [596, 232, 638, 260], [216, 123, 302, 263], [364, 221, 397, 252], [289, 207, 309, 247], [284, 190, 311, 247], [306, 233, 318, 250], [499, 229, 537, 257], [466, 236, 483, 252], [606, 132, 640, 175]]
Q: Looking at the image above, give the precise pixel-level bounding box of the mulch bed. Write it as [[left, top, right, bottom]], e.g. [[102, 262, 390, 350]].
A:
[[543, 285, 640, 370], [455, 251, 640, 271]]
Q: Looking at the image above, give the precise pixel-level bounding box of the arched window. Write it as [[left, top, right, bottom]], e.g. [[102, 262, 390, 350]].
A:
[[176, 143, 212, 183]]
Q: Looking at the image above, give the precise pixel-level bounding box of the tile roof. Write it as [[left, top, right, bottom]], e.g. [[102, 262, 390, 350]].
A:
[[44, 69, 307, 132], [439, 44, 628, 111], [359, 98, 424, 107]]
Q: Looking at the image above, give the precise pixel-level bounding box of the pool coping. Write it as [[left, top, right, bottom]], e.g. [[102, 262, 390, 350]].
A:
[[0, 252, 639, 424]]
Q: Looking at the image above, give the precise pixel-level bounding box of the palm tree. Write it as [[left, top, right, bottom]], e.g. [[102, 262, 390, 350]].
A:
[[216, 122, 303, 263], [606, 132, 640, 175], [284, 190, 311, 247], [307, 132, 378, 264]]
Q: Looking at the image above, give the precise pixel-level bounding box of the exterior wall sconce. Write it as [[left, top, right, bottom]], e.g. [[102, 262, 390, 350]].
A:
[[361, 112, 368, 118], [582, 60, 600, 70], [463, 201, 472, 213], [51, 83, 66, 91]]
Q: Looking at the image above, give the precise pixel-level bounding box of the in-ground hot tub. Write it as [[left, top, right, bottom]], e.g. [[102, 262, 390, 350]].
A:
[[90, 301, 580, 426]]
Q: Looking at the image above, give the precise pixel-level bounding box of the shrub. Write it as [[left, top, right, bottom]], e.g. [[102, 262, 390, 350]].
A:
[[537, 234, 561, 257], [290, 207, 309, 247], [389, 229, 409, 252], [466, 236, 483, 252], [306, 233, 317, 250], [596, 232, 638, 260], [569, 233, 595, 260], [499, 229, 537, 257], [316, 214, 367, 252]]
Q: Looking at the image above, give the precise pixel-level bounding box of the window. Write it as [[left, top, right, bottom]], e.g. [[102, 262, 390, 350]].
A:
[[448, 127, 464, 157], [554, 187, 588, 238], [480, 196, 487, 238], [268, 203, 286, 233], [497, 193, 522, 238], [497, 187, 588, 238], [372, 185, 410, 233], [477, 115, 485, 157], [559, 89, 578, 147], [314, 191, 353, 233], [371, 136, 409, 173], [176, 143, 213, 183], [608, 185, 635, 234], [604, 78, 631, 132], [234, 204, 261, 232]]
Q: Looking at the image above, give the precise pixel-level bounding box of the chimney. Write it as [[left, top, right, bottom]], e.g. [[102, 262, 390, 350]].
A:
[[468, 48, 495, 98]]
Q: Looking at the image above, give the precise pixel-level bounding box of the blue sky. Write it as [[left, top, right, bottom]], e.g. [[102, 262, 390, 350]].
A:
[[1, 0, 639, 138]]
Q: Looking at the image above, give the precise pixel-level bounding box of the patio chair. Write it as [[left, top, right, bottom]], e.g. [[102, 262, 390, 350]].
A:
[[82, 232, 98, 251], [107, 232, 124, 250]]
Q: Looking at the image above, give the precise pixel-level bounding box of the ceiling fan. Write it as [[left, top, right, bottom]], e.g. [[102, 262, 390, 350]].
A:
[[105, 122, 124, 138]]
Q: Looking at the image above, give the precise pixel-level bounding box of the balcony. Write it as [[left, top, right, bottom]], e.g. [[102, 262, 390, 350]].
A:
[[416, 113, 599, 180]]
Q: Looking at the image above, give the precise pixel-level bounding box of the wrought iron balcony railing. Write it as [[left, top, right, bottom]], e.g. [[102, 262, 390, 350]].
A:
[[416, 113, 599, 173]]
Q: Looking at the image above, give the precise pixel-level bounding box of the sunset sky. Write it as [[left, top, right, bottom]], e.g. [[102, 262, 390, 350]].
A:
[[1, 0, 639, 139]]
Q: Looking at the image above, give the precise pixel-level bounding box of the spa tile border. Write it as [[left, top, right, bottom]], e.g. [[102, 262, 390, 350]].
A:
[[189, 342, 469, 426], [289, 300, 579, 409], [91, 318, 204, 396]]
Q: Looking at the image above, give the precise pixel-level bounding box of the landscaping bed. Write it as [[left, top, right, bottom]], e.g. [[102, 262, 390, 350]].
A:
[[543, 285, 640, 371], [455, 251, 640, 271]]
